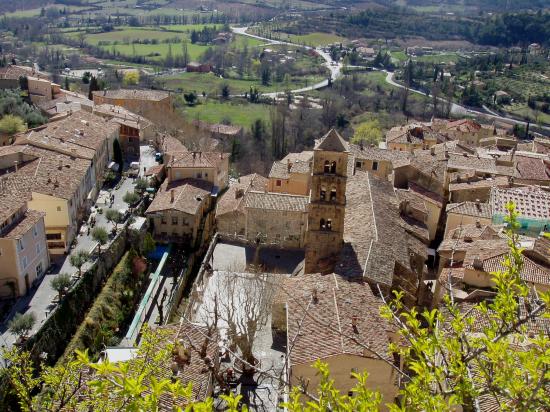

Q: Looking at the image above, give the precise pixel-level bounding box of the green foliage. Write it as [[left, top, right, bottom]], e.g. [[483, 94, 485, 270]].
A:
[[183, 91, 197, 106], [351, 119, 382, 146], [50, 274, 72, 299], [69, 251, 90, 277], [91, 227, 108, 248], [122, 71, 139, 86], [134, 177, 148, 192], [105, 209, 123, 230], [0, 114, 26, 135], [88, 75, 99, 100], [8, 312, 36, 338], [141, 232, 156, 257], [0, 90, 46, 128], [122, 191, 140, 207]]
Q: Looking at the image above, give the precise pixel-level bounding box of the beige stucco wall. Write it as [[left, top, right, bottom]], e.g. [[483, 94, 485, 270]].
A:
[[0, 217, 49, 297], [355, 158, 392, 179], [168, 157, 228, 190], [92, 95, 173, 116], [425, 201, 442, 241], [28, 77, 53, 101], [27, 193, 72, 253], [268, 173, 310, 196], [291, 354, 398, 410], [444, 213, 492, 239], [217, 211, 245, 236], [463, 268, 549, 294], [449, 186, 494, 203]]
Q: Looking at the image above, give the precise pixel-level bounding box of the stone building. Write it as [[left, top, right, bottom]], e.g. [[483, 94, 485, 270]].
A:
[[348, 142, 409, 180], [145, 179, 214, 246], [92, 89, 173, 118], [267, 151, 312, 196], [166, 151, 229, 192], [244, 191, 308, 248], [304, 129, 349, 274]]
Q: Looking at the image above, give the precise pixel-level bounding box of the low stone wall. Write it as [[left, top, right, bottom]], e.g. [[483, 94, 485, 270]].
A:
[[24, 229, 129, 364]]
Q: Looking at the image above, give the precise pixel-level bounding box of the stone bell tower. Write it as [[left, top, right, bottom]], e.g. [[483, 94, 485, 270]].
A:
[[304, 129, 349, 274]]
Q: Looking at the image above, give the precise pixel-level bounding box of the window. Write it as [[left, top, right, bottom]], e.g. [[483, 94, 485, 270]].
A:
[[320, 218, 325, 230], [330, 161, 337, 174], [320, 186, 326, 201], [204, 172, 208, 178], [276, 180, 281, 187], [372, 161, 378, 171], [161, 216, 167, 224], [36, 262, 44, 277], [330, 188, 337, 201], [22, 256, 28, 269], [324, 160, 330, 173], [36, 243, 40, 255], [356, 161, 362, 169], [196, 172, 202, 179], [172, 216, 178, 225], [18, 239, 24, 251], [56, 206, 62, 212], [326, 219, 332, 230], [46, 233, 62, 240], [33, 226, 38, 237]]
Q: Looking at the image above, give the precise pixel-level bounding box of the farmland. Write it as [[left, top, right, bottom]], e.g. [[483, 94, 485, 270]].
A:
[[183, 100, 271, 128]]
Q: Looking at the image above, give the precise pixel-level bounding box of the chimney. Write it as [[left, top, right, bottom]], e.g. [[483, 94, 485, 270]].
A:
[[287, 159, 291, 172], [351, 315, 359, 333], [58, 160, 63, 170], [473, 257, 484, 271], [312, 288, 318, 303], [170, 189, 175, 203], [359, 140, 364, 150], [14, 160, 18, 172], [475, 220, 481, 228], [430, 146, 435, 156], [192, 152, 196, 159]]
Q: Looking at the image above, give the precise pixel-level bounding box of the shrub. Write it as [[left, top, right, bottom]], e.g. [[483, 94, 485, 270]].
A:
[[50, 273, 72, 299], [8, 312, 36, 338]]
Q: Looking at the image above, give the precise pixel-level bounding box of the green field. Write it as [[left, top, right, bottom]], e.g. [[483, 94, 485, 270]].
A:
[[158, 71, 325, 95], [183, 100, 271, 128], [75, 28, 185, 45], [287, 32, 347, 46], [391, 51, 408, 62], [415, 53, 462, 64], [160, 24, 222, 32]]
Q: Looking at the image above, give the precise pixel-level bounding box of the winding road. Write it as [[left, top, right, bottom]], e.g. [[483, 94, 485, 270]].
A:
[[231, 26, 343, 97], [232, 26, 549, 134]]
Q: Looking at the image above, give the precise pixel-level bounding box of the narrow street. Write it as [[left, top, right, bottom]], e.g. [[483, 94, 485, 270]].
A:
[[0, 145, 157, 360]]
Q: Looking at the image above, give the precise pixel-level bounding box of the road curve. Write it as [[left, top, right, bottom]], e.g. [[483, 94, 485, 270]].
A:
[[231, 26, 342, 97], [383, 71, 550, 133]]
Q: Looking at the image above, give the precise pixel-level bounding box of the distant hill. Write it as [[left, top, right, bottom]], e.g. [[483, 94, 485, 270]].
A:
[[380, 0, 548, 12]]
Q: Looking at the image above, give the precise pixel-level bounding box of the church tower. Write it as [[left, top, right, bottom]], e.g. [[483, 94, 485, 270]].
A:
[[304, 129, 349, 274]]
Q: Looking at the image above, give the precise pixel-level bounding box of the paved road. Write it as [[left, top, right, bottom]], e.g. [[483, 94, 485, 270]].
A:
[[231, 26, 343, 97], [0, 145, 157, 359], [383, 70, 550, 133]]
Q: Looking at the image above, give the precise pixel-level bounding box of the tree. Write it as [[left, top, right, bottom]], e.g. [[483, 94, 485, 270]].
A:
[[261, 65, 271, 86], [122, 71, 139, 86], [3, 205, 549, 411], [123, 191, 140, 207], [134, 177, 148, 193], [88, 75, 99, 100], [50, 273, 72, 300], [69, 251, 90, 278], [0, 114, 26, 136], [64, 76, 70, 91], [8, 312, 36, 339], [92, 226, 108, 253], [351, 119, 383, 146], [105, 209, 123, 231], [220, 83, 230, 100], [18, 75, 28, 91], [251, 118, 265, 142], [183, 91, 197, 106], [113, 138, 123, 170], [141, 232, 156, 257], [81, 72, 91, 84], [181, 40, 189, 67]]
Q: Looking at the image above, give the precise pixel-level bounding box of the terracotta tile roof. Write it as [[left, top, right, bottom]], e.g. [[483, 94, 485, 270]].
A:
[[446, 201, 492, 219], [93, 89, 171, 101], [437, 238, 508, 254], [348, 143, 410, 163], [408, 181, 445, 205], [281, 151, 313, 163], [533, 138, 550, 155], [0, 173, 32, 223], [386, 125, 423, 145], [284, 272, 392, 366], [168, 151, 227, 169], [464, 251, 550, 286], [395, 188, 428, 214], [144, 164, 165, 177], [406, 149, 448, 184], [215, 174, 267, 217], [268, 161, 290, 179], [2, 209, 45, 240], [314, 129, 349, 152], [268, 159, 310, 179], [445, 119, 482, 133], [146, 179, 212, 216], [161, 134, 188, 153], [514, 155, 550, 182], [244, 191, 308, 212], [0, 64, 50, 80], [16, 111, 118, 160], [449, 176, 510, 192], [447, 152, 512, 175], [93, 104, 152, 130], [447, 224, 501, 241], [1, 145, 92, 200], [336, 171, 425, 286], [490, 187, 550, 220], [155, 321, 219, 404], [192, 120, 243, 136]]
